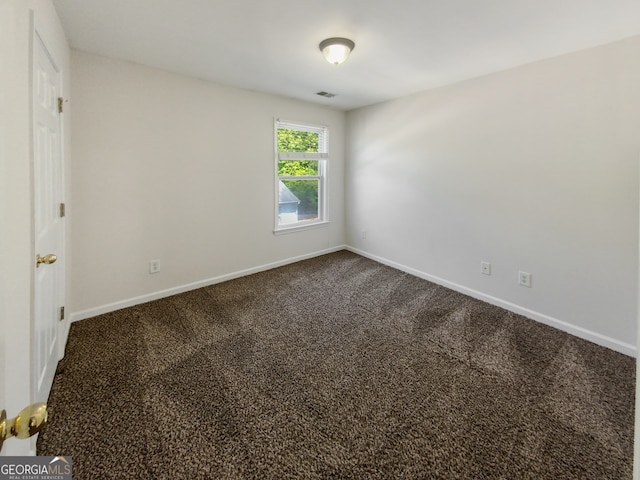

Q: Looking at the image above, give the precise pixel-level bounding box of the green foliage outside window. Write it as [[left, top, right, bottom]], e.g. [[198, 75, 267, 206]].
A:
[[278, 129, 319, 152], [277, 129, 322, 216]]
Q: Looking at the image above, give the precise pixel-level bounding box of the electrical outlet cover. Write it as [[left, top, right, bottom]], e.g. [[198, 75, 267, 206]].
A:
[[481, 261, 491, 275], [519, 271, 532, 287], [149, 260, 161, 274]]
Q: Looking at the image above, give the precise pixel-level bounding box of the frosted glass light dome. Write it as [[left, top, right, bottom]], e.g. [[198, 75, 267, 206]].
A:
[[319, 38, 355, 65]]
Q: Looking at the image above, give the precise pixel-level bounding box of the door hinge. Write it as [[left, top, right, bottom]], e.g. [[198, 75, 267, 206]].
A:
[[59, 203, 66, 218], [60, 306, 65, 321], [58, 97, 64, 114]]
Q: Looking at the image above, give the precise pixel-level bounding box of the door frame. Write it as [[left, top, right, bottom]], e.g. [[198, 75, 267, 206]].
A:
[[634, 156, 640, 480], [32, 28, 66, 407], [0, 4, 36, 457]]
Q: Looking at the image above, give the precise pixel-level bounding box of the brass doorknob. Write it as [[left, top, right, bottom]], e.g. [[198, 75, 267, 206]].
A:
[[36, 253, 57, 267], [0, 403, 48, 453]]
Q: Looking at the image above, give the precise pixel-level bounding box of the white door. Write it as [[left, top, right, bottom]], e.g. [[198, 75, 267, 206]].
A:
[[0, 3, 63, 456], [33, 32, 64, 405]]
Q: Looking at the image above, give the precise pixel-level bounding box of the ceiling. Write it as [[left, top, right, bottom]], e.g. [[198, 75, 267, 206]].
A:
[[52, 0, 640, 111]]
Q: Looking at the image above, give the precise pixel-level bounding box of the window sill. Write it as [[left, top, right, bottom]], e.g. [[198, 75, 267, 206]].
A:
[[273, 220, 330, 235]]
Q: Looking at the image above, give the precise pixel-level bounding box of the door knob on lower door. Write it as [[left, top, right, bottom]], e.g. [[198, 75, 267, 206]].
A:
[[36, 253, 57, 267], [0, 403, 48, 452]]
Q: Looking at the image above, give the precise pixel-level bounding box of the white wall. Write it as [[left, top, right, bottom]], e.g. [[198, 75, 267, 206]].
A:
[[0, 0, 70, 455], [69, 51, 345, 317], [346, 36, 640, 355], [67, 36, 640, 355]]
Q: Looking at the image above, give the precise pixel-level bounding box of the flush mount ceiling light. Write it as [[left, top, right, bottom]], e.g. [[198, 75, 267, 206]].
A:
[[319, 37, 355, 65]]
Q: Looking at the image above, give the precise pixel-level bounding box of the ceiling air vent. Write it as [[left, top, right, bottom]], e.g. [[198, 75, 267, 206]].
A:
[[316, 91, 336, 98]]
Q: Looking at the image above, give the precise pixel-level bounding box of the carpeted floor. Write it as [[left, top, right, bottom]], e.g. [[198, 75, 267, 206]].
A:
[[37, 251, 635, 479]]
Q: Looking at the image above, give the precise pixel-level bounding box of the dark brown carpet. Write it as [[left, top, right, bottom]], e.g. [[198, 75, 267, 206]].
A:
[[37, 250, 635, 479]]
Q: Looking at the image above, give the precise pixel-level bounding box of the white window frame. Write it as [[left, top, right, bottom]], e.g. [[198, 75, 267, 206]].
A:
[[274, 119, 329, 234]]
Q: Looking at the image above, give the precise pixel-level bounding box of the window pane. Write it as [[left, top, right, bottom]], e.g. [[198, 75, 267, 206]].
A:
[[278, 160, 319, 176], [277, 129, 319, 153], [278, 179, 319, 225]]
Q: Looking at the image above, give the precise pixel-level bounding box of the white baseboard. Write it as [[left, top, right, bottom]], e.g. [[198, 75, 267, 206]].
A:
[[70, 244, 635, 357], [70, 245, 347, 323], [346, 246, 637, 358]]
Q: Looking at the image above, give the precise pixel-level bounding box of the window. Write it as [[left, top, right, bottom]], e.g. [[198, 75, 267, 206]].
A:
[[274, 120, 328, 232]]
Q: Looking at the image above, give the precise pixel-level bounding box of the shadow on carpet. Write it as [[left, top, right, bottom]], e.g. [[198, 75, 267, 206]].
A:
[[37, 251, 635, 479]]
